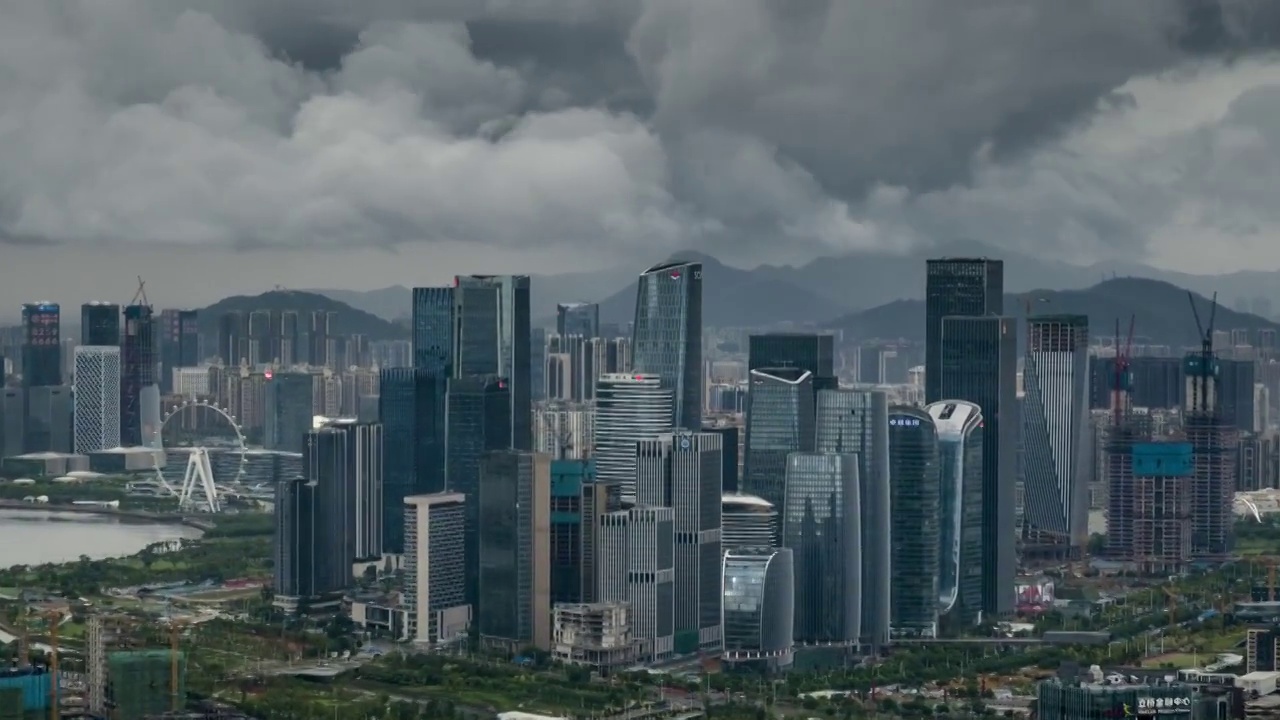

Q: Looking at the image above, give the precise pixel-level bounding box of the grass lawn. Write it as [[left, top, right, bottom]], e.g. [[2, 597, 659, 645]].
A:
[[1141, 652, 1201, 668]]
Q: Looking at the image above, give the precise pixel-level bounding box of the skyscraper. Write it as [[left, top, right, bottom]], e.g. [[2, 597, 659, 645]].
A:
[[379, 368, 443, 553], [632, 260, 703, 431], [747, 333, 837, 391], [308, 310, 337, 368], [1184, 348, 1236, 560], [721, 492, 778, 551], [743, 368, 815, 511], [158, 309, 199, 393], [549, 459, 618, 605], [81, 302, 120, 346], [404, 493, 470, 645], [888, 407, 940, 638], [445, 375, 511, 605], [218, 311, 246, 366], [314, 418, 385, 561], [593, 373, 673, 500], [1021, 315, 1091, 557], [925, 258, 1004, 404], [264, 372, 314, 453], [412, 287, 454, 375], [120, 304, 156, 446], [781, 452, 861, 648], [247, 309, 273, 365], [937, 315, 1017, 616], [924, 400, 984, 631], [597, 505, 676, 662], [815, 388, 892, 651], [557, 302, 600, 338], [73, 346, 121, 453], [21, 302, 61, 387], [301, 426, 361, 595], [477, 450, 552, 650], [453, 275, 532, 451], [273, 476, 318, 600], [636, 431, 723, 653]]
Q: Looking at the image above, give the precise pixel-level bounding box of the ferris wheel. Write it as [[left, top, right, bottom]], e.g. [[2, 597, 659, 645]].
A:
[[153, 399, 248, 512]]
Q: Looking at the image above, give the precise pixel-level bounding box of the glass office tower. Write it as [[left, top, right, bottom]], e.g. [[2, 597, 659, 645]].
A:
[[81, 302, 120, 346], [743, 368, 815, 511], [938, 315, 1018, 616], [815, 387, 892, 651], [924, 400, 984, 631], [722, 548, 795, 672], [924, 258, 1003, 404], [632, 260, 703, 431], [888, 406, 940, 638], [453, 276, 532, 451], [379, 368, 442, 553], [781, 452, 860, 648]]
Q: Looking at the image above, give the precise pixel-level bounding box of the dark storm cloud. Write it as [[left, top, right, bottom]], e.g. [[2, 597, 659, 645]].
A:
[[3, 0, 1280, 271]]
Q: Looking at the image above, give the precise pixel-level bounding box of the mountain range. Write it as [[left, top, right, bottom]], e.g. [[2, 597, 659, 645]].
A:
[[196, 290, 406, 348], [831, 277, 1280, 348], [311, 243, 1280, 328]]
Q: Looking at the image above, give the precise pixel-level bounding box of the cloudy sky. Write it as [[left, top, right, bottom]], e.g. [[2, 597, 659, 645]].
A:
[[3, 0, 1280, 312]]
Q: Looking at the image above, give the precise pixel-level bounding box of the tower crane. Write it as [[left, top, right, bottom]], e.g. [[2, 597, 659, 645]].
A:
[[1186, 291, 1219, 414], [1112, 315, 1136, 427], [42, 609, 64, 720]]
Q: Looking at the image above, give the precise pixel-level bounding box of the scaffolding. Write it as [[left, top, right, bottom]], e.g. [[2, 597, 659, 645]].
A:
[[107, 650, 185, 720]]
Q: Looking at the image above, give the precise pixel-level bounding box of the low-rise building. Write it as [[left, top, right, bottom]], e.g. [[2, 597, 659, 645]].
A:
[[551, 602, 638, 675]]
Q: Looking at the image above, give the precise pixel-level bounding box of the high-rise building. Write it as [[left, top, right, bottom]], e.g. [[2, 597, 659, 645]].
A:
[[533, 401, 594, 459], [21, 302, 61, 388], [597, 505, 676, 662], [557, 302, 599, 338], [924, 258, 1004, 404], [378, 368, 445, 553], [632, 260, 703, 431], [722, 548, 795, 672], [937, 315, 1017, 616], [218, 311, 246, 366], [814, 388, 892, 651], [888, 407, 940, 638], [1184, 349, 1237, 560], [247, 310, 273, 366], [477, 450, 552, 650], [81, 302, 120, 346], [453, 275, 532, 451], [743, 368, 815, 511], [0, 388, 24, 457], [411, 287, 454, 376], [747, 333, 837, 393], [275, 310, 299, 367], [1021, 315, 1091, 557], [73, 346, 121, 453], [924, 400, 984, 631], [120, 304, 156, 446], [158, 309, 199, 393], [550, 459, 619, 605], [273, 475, 318, 600], [404, 493, 470, 645], [721, 492, 777, 551], [264, 372, 314, 453], [445, 375, 511, 605], [24, 384, 72, 453], [781, 452, 861, 648], [704, 425, 740, 493], [636, 431, 723, 652], [314, 418, 384, 561], [594, 373, 673, 500], [300, 427, 360, 594], [308, 310, 337, 368]]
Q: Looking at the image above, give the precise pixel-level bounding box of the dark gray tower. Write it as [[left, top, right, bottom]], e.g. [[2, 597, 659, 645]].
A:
[[888, 406, 940, 638], [453, 276, 531, 451], [743, 368, 815, 511], [925, 258, 1003, 404], [632, 260, 703, 431]]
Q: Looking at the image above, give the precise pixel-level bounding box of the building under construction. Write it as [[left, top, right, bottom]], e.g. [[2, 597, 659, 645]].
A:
[[1183, 294, 1238, 562], [107, 650, 186, 720]]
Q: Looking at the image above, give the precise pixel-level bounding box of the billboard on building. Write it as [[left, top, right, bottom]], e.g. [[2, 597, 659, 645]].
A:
[[1131, 442, 1193, 478]]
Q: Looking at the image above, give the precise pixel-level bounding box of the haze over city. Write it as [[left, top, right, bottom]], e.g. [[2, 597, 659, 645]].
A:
[[6, 1, 1280, 310]]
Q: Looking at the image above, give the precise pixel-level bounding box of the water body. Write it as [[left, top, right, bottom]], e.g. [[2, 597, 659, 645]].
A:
[[0, 509, 203, 568]]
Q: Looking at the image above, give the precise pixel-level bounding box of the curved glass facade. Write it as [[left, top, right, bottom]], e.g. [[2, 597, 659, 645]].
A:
[[925, 400, 984, 629], [888, 407, 940, 638], [743, 369, 816, 510], [632, 260, 702, 432], [722, 548, 794, 670]]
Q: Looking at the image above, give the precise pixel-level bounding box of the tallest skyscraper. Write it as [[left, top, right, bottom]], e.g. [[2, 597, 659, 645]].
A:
[[926, 257, 1016, 618], [632, 260, 703, 431]]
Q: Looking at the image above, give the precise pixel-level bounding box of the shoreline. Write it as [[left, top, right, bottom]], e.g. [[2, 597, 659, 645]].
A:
[[0, 499, 214, 532]]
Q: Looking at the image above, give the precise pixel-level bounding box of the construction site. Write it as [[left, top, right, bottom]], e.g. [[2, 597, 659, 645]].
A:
[[1104, 294, 1240, 575], [1, 612, 206, 720]]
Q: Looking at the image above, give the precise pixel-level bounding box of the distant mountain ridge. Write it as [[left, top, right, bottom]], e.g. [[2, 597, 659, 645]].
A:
[[830, 277, 1280, 348], [197, 290, 406, 346], [309, 245, 1280, 329]]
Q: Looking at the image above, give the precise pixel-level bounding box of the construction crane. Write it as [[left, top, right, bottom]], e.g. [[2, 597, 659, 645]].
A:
[[43, 609, 64, 720], [1186, 291, 1219, 414], [129, 275, 149, 308], [167, 618, 190, 713], [1112, 315, 1136, 427]]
